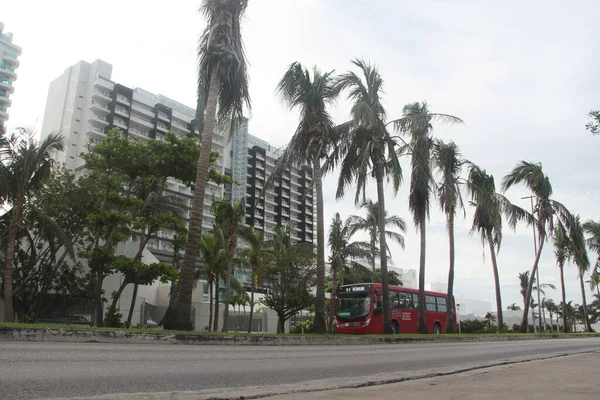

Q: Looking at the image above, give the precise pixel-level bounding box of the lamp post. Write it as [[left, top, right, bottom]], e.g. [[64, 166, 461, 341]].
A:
[[522, 195, 543, 333], [457, 304, 461, 334]]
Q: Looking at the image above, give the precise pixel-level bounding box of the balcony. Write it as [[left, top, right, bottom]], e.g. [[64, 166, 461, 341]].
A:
[[0, 80, 13, 93], [2, 52, 20, 68], [131, 103, 155, 118], [90, 100, 109, 114], [0, 93, 11, 107], [256, 153, 265, 161], [0, 108, 8, 121], [113, 119, 128, 130], [130, 114, 153, 129], [0, 65, 17, 80], [89, 114, 109, 126], [158, 112, 170, 122], [94, 78, 113, 91], [115, 107, 129, 118], [92, 90, 111, 102], [116, 95, 131, 106]]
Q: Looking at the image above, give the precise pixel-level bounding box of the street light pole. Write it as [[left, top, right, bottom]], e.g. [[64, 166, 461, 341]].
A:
[[522, 195, 542, 333]]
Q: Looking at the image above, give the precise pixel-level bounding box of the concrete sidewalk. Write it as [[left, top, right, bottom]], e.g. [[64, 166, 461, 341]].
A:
[[262, 352, 598, 400]]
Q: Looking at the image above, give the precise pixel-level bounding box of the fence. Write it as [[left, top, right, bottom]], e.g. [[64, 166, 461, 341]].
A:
[[35, 298, 95, 325]]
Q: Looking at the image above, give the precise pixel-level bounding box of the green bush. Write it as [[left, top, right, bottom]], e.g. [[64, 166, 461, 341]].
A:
[[291, 320, 313, 334]]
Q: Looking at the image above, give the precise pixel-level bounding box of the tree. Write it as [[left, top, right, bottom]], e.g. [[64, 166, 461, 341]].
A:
[[346, 200, 405, 283], [393, 102, 463, 334], [238, 228, 273, 333], [0, 129, 65, 322], [587, 272, 600, 304], [568, 216, 593, 332], [212, 198, 246, 332], [198, 231, 226, 332], [432, 140, 465, 333], [271, 62, 340, 334], [328, 212, 373, 332], [331, 59, 402, 334], [553, 224, 571, 332], [165, 0, 251, 331], [517, 271, 556, 330], [585, 110, 599, 135], [502, 161, 574, 333], [507, 303, 521, 311], [583, 220, 600, 273], [262, 226, 316, 333], [468, 164, 534, 333], [543, 298, 557, 331]]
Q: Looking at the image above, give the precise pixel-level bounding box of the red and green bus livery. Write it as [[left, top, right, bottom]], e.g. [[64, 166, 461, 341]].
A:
[[334, 283, 456, 334]]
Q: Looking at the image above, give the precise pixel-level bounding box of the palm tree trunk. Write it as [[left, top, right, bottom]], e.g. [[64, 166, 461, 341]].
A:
[[126, 280, 139, 327], [375, 168, 392, 334], [2, 222, 19, 323], [487, 231, 504, 333], [371, 237, 376, 284], [312, 157, 326, 334], [213, 274, 220, 332], [221, 239, 234, 333], [519, 239, 545, 333], [208, 278, 214, 332], [163, 72, 221, 331], [95, 271, 105, 327], [417, 213, 428, 334], [446, 212, 456, 333], [578, 271, 592, 332], [559, 262, 568, 332], [247, 272, 254, 333], [328, 263, 338, 334]]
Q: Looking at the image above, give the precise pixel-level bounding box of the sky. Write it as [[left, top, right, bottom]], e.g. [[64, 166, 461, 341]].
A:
[[3, 0, 600, 312]]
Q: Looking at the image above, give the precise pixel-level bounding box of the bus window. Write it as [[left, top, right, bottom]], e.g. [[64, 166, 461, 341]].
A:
[[426, 295, 436, 311], [399, 292, 412, 309], [436, 296, 447, 312], [412, 293, 419, 309], [390, 291, 400, 308]]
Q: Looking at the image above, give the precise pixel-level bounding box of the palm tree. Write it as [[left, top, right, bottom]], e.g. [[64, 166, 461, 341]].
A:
[[553, 224, 571, 332], [583, 219, 600, 272], [543, 298, 557, 331], [568, 216, 593, 332], [0, 131, 65, 322], [271, 62, 340, 334], [507, 303, 521, 311], [518, 271, 556, 330], [502, 161, 574, 333], [432, 140, 465, 333], [212, 198, 246, 332], [164, 0, 251, 331], [238, 228, 274, 333], [484, 312, 497, 327], [198, 231, 226, 332], [467, 165, 534, 333], [392, 102, 463, 334], [346, 199, 406, 282], [587, 271, 600, 304], [328, 212, 373, 332], [331, 59, 403, 334]]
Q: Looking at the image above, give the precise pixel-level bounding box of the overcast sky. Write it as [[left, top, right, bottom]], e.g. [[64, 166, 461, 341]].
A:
[[3, 0, 599, 312]]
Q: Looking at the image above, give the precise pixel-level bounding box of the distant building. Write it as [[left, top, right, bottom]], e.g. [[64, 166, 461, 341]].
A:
[[427, 282, 447, 293], [0, 22, 22, 133], [389, 267, 417, 289], [455, 297, 492, 318]]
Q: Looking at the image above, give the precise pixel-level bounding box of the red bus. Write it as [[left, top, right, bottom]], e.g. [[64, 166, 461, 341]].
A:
[[334, 283, 456, 334]]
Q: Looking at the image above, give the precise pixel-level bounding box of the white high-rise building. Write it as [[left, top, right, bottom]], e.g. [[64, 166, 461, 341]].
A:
[[0, 22, 22, 133], [40, 60, 314, 273]]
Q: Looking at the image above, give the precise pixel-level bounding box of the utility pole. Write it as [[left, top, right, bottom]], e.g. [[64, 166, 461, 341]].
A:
[[522, 195, 543, 333]]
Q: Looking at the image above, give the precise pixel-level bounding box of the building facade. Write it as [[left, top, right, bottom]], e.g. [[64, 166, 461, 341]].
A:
[[40, 59, 315, 272], [0, 22, 22, 133]]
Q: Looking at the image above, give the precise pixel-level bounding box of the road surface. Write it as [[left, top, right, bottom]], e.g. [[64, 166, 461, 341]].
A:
[[1, 338, 599, 399]]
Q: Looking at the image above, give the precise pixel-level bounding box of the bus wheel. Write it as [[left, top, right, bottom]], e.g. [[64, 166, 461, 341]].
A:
[[433, 323, 442, 335], [392, 321, 400, 334]]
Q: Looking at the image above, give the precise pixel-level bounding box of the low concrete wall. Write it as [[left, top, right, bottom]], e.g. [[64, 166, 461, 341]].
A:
[[1, 327, 599, 346]]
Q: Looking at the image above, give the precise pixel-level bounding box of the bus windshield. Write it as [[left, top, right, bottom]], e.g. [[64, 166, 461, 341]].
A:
[[337, 286, 371, 319]]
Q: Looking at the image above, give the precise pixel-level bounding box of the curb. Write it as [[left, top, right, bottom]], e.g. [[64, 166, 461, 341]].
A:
[[1, 326, 599, 346]]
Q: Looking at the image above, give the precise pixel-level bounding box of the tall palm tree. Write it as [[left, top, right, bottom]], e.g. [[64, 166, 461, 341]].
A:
[[346, 199, 406, 282], [331, 59, 403, 334], [587, 271, 600, 303], [553, 224, 571, 332], [392, 102, 463, 334], [271, 62, 340, 334], [583, 220, 600, 273], [198, 231, 226, 332], [543, 298, 557, 331], [467, 165, 534, 333], [518, 271, 556, 328], [328, 212, 373, 332], [507, 303, 521, 311], [432, 140, 465, 333], [502, 161, 573, 333], [0, 131, 65, 322], [238, 228, 274, 333], [212, 198, 246, 332], [568, 215, 593, 332], [165, 0, 251, 330]]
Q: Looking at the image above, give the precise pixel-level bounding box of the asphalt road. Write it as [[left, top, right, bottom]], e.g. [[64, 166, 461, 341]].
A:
[[1, 338, 599, 400]]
